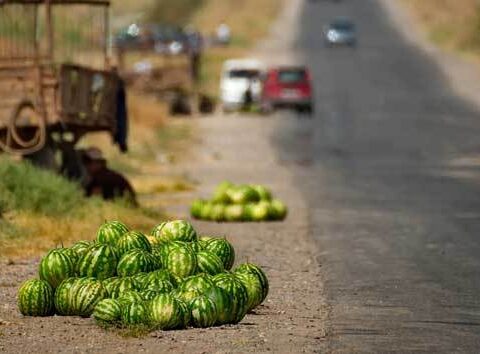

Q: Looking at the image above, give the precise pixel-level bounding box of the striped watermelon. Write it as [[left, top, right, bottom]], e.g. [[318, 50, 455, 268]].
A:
[[234, 263, 269, 302], [179, 274, 215, 293], [204, 238, 235, 270], [72, 278, 107, 317], [54, 277, 78, 315], [117, 249, 155, 277], [96, 221, 129, 245], [152, 220, 197, 243], [189, 295, 217, 328], [17, 279, 54, 317], [203, 285, 233, 325], [212, 273, 248, 324], [140, 289, 161, 301], [141, 269, 176, 289], [103, 277, 137, 299], [93, 298, 122, 324], [117, 290, 144, 307], [157, 241, 191, 267], [198, 236, 213, 249], [175, 299, 191, 329], [70, 240, 94, 259], [150, 247, 163, 269], [148, 294, 182, 330], [116, 231, 152, 256], [171, 288, 201, 304], [121, 301, 148, 326], [190, 199, 205, 219], [252, 185, 272, 201], [39, 249, 76, 288], [144, 278, 173, 293], [234, 272, 263, 311], [164, 244, 197, 279], [131, 272, 150, 290], [77, 244, 118, 280], [196, 251, 225, 275]]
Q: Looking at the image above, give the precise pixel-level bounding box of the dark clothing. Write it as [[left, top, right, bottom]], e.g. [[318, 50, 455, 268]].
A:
[[86, 167, 137, 205], [114, 78, 128, 153]]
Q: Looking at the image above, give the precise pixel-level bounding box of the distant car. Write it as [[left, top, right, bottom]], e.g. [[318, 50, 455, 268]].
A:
[[220, 59, 265, 112], [324, 18, 357, 47], [261, 66, 314, 115]]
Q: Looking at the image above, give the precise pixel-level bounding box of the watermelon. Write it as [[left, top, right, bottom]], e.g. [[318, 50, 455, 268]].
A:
[[247, 202, 270, 222], [235, 272, 263, 311], [70, 240, 94, 259], [141, 269, 177, 290], [209, 204, 226, 222], [269, 199, 288, 221], [148, 294, 181, 330], [131, 272, 150, 290], [227, 185, 259, 204], [93, 298, 121, 324], [235, 263, 269, 302], [190, 199, 206, 219], [140, 289, 161, 301], [199, 202, 214, 220], [152, 220, 197, 243], [118, 290, 144, 307], [189, 295, 217, 328], [144, 278, 173, 293], [180, 274, 215, 293], [96, 221, 129, 245], [164, 244, 197, 279], [175, 299, 191, 329], [121, 301, 148, 326], [103, 277, 137, 299], [150, 247, 163, 269], [212, 181, 233, 204], [116, 231, 151, 255], [251, 185, 272, 201], [171, 288, 201, 304], [77, 244, 118, 280], [17, 279, 54, 317], [39, 249, 76, 288], [117, 249, 155, 276], [157, 241, 191, 267], [224, 204, 246, 222], [72, 278, 107, 317], [203, 285, 232, 325], [204, 238, 235, 270], [54, 277, 78, 315], [212, 273, 248, 324], [196, 251, 225, 275]]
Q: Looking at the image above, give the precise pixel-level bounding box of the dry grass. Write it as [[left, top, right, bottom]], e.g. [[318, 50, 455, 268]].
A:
[[402, 0, 480, 54]]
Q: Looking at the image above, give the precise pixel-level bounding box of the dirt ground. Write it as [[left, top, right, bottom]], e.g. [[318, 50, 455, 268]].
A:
[[0, 114, 327, 353]]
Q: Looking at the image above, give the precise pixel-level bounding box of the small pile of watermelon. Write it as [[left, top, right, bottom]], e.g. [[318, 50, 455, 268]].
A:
[[17, 220, 269, 332], [191, 181, 288, 222]]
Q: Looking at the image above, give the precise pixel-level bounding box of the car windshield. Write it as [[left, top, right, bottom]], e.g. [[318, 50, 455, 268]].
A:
[[331, 21, 355, 31], [278, 70, 306, 83], [228, 69, 260, 79]]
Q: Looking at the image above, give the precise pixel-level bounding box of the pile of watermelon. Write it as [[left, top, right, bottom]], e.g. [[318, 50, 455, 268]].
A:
[[191, 182, 288, 222], [17, 220, 268, 331]]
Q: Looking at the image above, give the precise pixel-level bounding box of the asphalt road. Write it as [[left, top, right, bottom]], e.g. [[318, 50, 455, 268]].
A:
[[273, 0, 480, 352]]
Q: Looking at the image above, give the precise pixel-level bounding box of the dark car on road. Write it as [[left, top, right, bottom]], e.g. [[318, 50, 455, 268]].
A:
[[324, 18, 357, 47], [261, 66, 314, 115]]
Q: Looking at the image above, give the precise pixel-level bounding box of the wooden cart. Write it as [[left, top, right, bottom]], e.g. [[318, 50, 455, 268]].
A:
[[0, 0, 119, 156]]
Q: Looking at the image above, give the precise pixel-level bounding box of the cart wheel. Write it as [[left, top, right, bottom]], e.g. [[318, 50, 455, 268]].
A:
[[10, 100, 46, 148]]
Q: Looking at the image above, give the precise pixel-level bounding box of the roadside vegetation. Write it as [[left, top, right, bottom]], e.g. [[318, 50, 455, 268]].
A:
[[402, 0, 480, 57]]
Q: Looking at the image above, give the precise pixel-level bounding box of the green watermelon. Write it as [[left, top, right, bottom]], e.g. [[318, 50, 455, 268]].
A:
[[164, 244, 197, 279], [152, 220, 197, 243], [269, 199, 288, 220], [247, 202, 270, 222], [180, 274, 215, 293], [224, 204, 246, 222], [141, 269, 177, 290], [70, 240, 94, 259], [150, 247, 163, 269], [199, 202, 214, 220], [189, 295, 217, 328], [235, 272, 263, 311], [235, 263, 269, 302], [175, 299, 191, 329], [212, 181, 233, 204], [117, 290, 144, 307], [39, 249, 76, 288], [171, 288, 202, 304], [251, 185, 272, 201], [204, 238, 235, 270], [54, 277, 78, 315], [103, 277, 137, 299], [72, 278, 107, 317], [227, 185, 260, 204], [131, 272, 150, 290], [148, 294, 181, 330], [203, 285, 232, 325], [121, 301, 148, 326], [116, 231, 151, 255], [17, 279, 54, 317], [196, 251, 225, 275], [96, 221, 129, 245], [212, 273, 248, 324], [140, 289, 161, 301], [209, 204, 226, 222], [77, 244, 118, 280], [117, 249, 155, 277], [93, 298, 121, 324], [144, 278, 173, 293], [190, 199, 206, 219]]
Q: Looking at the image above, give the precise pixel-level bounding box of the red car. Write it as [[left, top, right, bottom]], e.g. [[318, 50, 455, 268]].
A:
[[261, 66, 314, 115]]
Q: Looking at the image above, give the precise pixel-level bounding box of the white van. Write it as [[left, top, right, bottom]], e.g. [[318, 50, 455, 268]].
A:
[[220, 59, 265, 112]]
